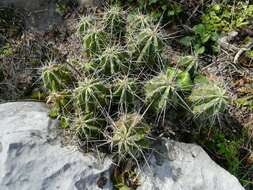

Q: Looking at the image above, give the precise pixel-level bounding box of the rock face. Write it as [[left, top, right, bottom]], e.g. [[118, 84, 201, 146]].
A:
[[0, 102, 245, 190], [138, 140, 245, 190], [0, 102, 112, 190]]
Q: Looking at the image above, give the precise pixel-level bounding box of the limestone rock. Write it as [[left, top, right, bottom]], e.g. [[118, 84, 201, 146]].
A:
[[0, 102, 112, 190], [0, 102, 245, 190], [137, 139, 245, 190]]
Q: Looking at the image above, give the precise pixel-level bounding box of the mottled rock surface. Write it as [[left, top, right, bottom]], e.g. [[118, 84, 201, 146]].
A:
[[0, 102, 112, 190], [0, 102, 245, 190], [138, 139, 245, 190]]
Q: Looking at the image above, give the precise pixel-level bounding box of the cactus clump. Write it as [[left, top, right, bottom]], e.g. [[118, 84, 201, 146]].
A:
[[103, 5, 126, 37], [97, 45, 128, 75], [77, 15, 94, 36], [82, 28, 108, 57], [111, 113, 150, 160], [189, 76, 229, 119], [113, 76, 137, 110], [75, 112, 106, 141], [127, 13, 154, 32], [145, 67, 192, 112], [130, 27, 165, 64], [42, 64, 71, 92], [74, 78, 108, 113]]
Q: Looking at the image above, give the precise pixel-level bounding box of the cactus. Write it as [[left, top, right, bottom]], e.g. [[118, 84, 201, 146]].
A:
[[83, 28, 108, 57], [42, 64, 71, 92], [145, 67, 192, 112], [74, 78, 108, 113], [97, 45, 128, 75], [111, 113, 150, 160], [75, 112, 106, 141], [46, 90, 72, 118], [131, 27, 165, 64], [103, 5, 125, 36], [113, 76, 137, 110], [189, 75, 229, 120], [178, 55, 199, 77], [127, 13, 154, 32], [77, 15, 94, 36]]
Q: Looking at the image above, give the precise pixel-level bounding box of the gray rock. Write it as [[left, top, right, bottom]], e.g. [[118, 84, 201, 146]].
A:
[[0, 102, 112, 190], [0, 102, 245, 190], [137, 139, 245, 190]]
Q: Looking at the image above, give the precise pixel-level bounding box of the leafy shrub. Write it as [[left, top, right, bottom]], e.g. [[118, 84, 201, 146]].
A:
[[180, 2, 253, 54], [111, 0, 182, 22]]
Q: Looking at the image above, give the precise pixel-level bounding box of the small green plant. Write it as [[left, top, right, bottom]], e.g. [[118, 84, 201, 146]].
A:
[[0, 43, 13, 57], [74, 78, 108, 113], [189, 75, 229, 122], [111, 113, 150, 161], [42, 64, 71, 91], [236, 95, 253, 110], [111, 0, 182, 22], [246, 49, 253, 58], [180, 3, 253, 54], [77, 15, 94, 36], [103, 5, 126, 36], [209, 129, 242, 175], [97, 45, 128, 75], [82, 28, 108, 57], [145, 67, 192, 113]]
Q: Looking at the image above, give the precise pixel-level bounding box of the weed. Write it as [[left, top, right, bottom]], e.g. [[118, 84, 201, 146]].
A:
[[0, 43, 13, 57], [180, 2, 253, 54]]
